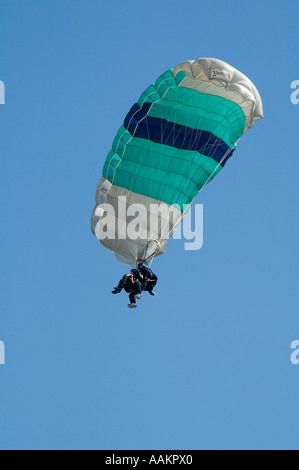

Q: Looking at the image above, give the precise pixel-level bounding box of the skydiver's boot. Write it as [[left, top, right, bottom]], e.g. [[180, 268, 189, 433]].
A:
[[128, 303, 137, 308], [112, 287, 122, 294], [112, 276, 127, 294], [135, 294, 141, 300]]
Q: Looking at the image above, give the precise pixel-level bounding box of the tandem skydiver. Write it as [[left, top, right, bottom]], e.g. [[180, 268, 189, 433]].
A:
[[112, 269, 142, 308], [112, 264, 158, 307], [137, 262, 158, 296]]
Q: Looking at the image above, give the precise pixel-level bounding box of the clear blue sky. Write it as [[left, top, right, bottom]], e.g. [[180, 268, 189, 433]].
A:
[[1, 0, 298, 450]]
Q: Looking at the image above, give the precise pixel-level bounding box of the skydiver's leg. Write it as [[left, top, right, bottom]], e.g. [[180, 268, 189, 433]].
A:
[[133, 280, 142, 300], [145, 276, 157, 296], [147, 286, 156, 296], [140, 280, 147, 292], [135, 280, 142, 294], [130, 281, 141, 299], [118, 275, 128, 289], [128, 291, 137, 306], [112, 275, 127, 294]]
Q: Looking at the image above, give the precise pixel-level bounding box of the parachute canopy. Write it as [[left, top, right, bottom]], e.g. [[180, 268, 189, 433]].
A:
[[92, 58, 263, 266]]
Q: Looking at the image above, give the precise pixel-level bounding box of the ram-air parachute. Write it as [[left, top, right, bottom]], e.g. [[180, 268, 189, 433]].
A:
[[91, 58, 263, 266]]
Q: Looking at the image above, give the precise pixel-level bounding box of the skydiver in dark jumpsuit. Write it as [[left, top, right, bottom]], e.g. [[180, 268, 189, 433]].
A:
[[137, 262, 158, 296], [112, 269, 142, 308]]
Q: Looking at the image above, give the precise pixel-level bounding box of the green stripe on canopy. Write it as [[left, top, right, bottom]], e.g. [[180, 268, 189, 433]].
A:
[[104, 134, 222, 210]]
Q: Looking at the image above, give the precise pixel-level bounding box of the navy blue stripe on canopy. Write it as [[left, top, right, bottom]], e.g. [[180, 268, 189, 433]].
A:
[[124, 103, 234, 166]]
